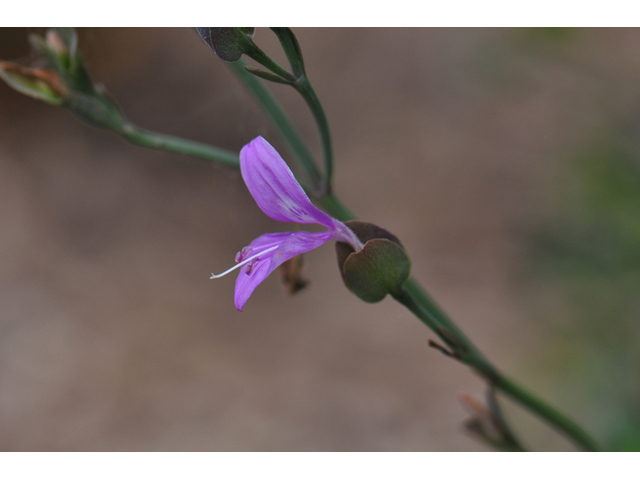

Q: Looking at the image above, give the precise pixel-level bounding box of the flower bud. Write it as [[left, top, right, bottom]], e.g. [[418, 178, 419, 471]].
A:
[[1, 28, 126, 132], [0, 62, 66, 105], [28, 28, 94, 94], [336, 221, 411, 303]]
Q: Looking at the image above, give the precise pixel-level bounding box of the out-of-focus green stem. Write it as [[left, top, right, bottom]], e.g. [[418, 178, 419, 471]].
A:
[[120, 123, 239, 167], [243, 29, 334, 191], [226, 60, 323, 193], [494, 371, 599, 451], [394, 280, 599, 452], [294, 76, 334, 191], [316, 191, 356, 221]]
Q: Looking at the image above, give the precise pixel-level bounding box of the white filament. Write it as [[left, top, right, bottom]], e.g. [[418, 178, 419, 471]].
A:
[[210, 245, 279, 279]]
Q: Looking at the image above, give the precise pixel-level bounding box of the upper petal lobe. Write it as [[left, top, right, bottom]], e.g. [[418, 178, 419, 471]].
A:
[[240, 136, 336, 228]]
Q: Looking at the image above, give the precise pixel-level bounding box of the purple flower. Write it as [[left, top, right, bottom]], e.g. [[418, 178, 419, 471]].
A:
[[211, 136, 362, 311]]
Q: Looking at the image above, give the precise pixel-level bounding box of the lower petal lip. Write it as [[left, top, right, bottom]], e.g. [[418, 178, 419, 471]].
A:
[[231, 230, 334, 311]]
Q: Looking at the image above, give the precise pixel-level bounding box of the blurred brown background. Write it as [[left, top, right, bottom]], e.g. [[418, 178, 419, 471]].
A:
[[1, 28, 639, 451]]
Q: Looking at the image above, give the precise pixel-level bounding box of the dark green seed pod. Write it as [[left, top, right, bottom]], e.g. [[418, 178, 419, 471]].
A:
[[336, 221, 411, 303], [196, 27, 254, 63]]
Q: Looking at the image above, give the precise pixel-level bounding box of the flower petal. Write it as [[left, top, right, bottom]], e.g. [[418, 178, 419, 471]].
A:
[[234, 230, 333, 311], [240, 136, 336, 228]]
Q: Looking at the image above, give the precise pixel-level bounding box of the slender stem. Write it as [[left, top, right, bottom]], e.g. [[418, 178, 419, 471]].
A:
[[316, 191, 356, 221], [242, 40, 296, 83], [393, 283, 599, 452], [393, 286, 496, 378], [226, 60, 323, 193], [270, 28, 305, 79], [392, 288, 444, 334], [241, 29, 335, 193], [495, 373, 599, 451], [486, 388, 528, 451], [294, 77, 334, 191], [120, 123, 239, 167], [264, 28, 334, 191]]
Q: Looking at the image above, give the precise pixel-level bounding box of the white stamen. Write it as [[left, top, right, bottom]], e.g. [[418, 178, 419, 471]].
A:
[[210, 245, 279, 279]]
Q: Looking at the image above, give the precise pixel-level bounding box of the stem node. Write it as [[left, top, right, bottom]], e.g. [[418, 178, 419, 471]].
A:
[[428, 339, 458, 358]]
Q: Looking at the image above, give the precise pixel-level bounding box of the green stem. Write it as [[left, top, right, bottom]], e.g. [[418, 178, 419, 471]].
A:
[[120, 123, 239, 167], [317, 191, 356, 221], [486, 388, 528, 452], [393, 283, 599, 452], [393, 286, 495, 377], [226, 60, 323, 193], [294, 77, 334, 191], [495, 372, 599, 452], [270, 28, 333, 190], [239, 29, 334, 193], [242, 40, 296, 83]]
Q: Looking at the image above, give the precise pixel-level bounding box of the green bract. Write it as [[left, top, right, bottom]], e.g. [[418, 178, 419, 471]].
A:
[[336, 221, 411, 303]]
